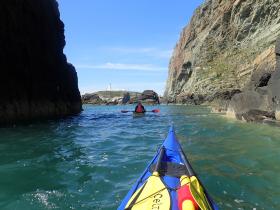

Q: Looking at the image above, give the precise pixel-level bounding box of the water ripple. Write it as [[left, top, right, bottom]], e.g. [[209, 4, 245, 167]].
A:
[[0, 105, 280, 209]]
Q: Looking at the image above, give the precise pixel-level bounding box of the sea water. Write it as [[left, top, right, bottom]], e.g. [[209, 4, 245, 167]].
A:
[[0, 105, 279, 209]]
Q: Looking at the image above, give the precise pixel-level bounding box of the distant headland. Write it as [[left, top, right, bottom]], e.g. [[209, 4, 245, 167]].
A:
[[82, 90, 160, 105]]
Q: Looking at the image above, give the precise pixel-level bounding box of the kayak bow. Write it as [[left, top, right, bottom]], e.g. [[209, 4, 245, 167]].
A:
[[133, 112, 145, 118], [118, 126, 218, 210]]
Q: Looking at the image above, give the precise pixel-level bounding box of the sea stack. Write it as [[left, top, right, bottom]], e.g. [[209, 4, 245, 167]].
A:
[[0, 0, 82, 124], [165, 0, 280, 122]]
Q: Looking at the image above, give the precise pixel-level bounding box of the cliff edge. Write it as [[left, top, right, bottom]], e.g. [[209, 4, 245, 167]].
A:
[[0, 0, 82, 124], [165, 0, 280, 122]]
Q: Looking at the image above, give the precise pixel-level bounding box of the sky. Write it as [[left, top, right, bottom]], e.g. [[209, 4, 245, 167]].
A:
[[58, 0, 204, 95]]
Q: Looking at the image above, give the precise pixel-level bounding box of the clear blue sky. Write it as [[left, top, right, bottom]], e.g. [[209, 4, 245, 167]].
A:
[[58, 0, 204, 95]]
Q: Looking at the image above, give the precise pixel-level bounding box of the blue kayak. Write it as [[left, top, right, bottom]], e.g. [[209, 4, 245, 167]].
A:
[[118, 126, 218, 210]]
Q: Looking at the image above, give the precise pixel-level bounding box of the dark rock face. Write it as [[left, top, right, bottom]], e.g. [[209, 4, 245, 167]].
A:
[[169, 89, 241, 108], [139, 90, 160, 104], [122, 92, 130, 104], [0, 0, 81, 124], [82, 94, 103, 105], [257, 73, 271, 88], [176, 93, 204, 105], [227, 37, 280, 122], [212, 89, 242, 101]]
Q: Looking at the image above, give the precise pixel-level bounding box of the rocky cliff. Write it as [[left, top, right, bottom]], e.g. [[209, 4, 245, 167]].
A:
[[0, 0, 81, 124], [166, 0, 280, 99], [165, 0, 280, 121]]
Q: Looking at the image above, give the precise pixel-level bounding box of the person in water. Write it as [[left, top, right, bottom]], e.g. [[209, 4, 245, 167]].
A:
[[135, 101, 146, 113]]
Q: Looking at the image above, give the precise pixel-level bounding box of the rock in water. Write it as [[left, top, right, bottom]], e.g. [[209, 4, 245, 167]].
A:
[[82, 94, 103, 105], [139, 90, 160, 104], [122, 92, 130, 104], [0, 0, 82, 124]]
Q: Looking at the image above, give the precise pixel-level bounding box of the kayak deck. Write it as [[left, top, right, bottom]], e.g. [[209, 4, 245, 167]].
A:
[[118, 126, 218, 210]]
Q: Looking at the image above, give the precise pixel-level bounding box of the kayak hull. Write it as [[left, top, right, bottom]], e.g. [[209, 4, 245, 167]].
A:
[[118, 126, 218, 210], [133, 112, 145, 118]]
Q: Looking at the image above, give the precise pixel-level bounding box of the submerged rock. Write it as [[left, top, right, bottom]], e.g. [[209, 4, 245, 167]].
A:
[[0, 0, 81, 125]]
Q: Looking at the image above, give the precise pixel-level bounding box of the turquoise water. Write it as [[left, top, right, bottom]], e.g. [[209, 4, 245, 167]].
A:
[[0, 105, 280, 210]]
